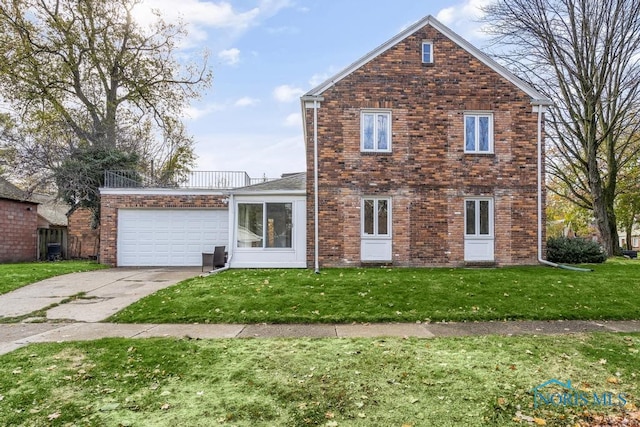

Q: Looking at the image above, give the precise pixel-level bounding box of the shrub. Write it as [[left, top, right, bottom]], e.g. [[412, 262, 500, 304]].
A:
[[546, 236, 607, 264]]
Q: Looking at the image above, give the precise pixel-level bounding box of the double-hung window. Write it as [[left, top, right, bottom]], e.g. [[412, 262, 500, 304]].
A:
[[361, 110, 391, 152], [422, 41, 433, 64], [237, 202, 293, 248], [464, 113, 493, 153]]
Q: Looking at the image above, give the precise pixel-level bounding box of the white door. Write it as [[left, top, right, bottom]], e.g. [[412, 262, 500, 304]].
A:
[[117, 209, 228, 266], [464, 199, 495, 261], [361, 197, 392, 261]]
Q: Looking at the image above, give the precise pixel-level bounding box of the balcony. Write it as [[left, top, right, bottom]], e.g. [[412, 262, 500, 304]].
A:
[[103, 170, 275, 189]]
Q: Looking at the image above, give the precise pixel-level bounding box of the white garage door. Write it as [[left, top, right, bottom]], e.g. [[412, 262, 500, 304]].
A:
[[117, 209, 228, 266]]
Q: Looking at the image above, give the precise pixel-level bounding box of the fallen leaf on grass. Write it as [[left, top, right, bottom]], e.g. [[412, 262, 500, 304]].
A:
[[160, 403, 170, 410], [47, 412, 61, 420], [533, 418, 546, 425], [515, 411, 535, 423], [607, 377, 620, 384], [325, 411, 335, 419], [99, 403, 120, 412]]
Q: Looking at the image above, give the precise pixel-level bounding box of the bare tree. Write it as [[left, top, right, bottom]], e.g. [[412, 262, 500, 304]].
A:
[[0, 0, 210, 191], [482, 0, 640, 256]]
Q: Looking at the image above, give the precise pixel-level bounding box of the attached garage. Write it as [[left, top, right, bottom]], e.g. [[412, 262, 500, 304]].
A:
[[117, 208, 228, 266]]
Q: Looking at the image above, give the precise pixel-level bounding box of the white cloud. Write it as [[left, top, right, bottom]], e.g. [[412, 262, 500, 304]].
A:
[[195, 132, 305, 178], [183, 103, 226, 120], [284, 112, 301, 127], [273, 84, 305, 103], [219, 48, 240, 65], [436, 0, 494, 41], [134, 0, 293, 44], [308, 65, 341, 88], [235, 97, 260, 107]]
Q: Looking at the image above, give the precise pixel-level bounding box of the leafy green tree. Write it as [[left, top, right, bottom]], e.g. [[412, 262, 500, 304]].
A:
[[55, 146, 139, 227], [0, 0, 210, 209], [483, 0, 640, 256]]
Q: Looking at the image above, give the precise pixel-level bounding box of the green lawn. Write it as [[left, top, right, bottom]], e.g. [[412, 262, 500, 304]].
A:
[[109, 258, 640, 324], [0, 261, 108, 296], [0, 333, 638, 426]]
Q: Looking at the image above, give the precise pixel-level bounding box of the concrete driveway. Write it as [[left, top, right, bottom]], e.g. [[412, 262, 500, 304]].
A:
[[0, 268, 202, 322]]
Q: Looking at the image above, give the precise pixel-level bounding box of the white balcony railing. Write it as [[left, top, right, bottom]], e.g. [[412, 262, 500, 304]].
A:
[[104, 170, 275, 189]]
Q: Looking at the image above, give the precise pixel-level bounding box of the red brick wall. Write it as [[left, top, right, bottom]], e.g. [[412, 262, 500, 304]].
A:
[[67, 208, 100, 259], [305, 24, 545, 267], [0, 198, 38, 263], [99, 193, 228, 266]]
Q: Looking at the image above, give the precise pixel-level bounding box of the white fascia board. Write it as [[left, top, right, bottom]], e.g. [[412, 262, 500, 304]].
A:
[[304, 15, 551, 105], [99, 188, 227, 196]]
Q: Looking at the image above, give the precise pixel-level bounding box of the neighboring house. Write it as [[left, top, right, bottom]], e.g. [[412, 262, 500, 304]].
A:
[[620, 231, 640, 251], [301, 15, 551, 267], [33, 194, 69, 260], [99, 172, 306, 268], [0, 177, 39, 263]]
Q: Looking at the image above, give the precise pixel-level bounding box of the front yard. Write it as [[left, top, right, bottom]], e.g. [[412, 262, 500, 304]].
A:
[[0, 261, 107, 296], [0, 333, 638, 426], [110, 259, 639, 324]]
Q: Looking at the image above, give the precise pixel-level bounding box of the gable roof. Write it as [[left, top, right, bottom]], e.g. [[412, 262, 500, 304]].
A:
[[0, 176, 37, 203], [232, 172, 306, 195], [303, 15, 551, 106]]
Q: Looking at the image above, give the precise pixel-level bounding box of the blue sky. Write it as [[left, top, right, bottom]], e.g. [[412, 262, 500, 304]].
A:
[[137, 0, 491, 178]]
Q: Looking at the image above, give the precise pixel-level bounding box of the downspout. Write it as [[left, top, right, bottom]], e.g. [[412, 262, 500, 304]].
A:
[[535, 102, 592, 272], [313, 99, 320, 274]]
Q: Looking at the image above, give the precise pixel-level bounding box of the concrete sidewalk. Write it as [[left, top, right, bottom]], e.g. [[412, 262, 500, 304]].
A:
[[0, 267, 202, 322], [2, 319, 639, 356]]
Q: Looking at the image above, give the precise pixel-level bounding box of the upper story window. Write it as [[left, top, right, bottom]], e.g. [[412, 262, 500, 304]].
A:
[[422, 41, 433, 64], [361, 110, 391, 152], [464, 113, 493, 153]]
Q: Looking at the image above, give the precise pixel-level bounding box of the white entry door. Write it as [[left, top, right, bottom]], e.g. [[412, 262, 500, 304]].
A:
[[361, 197, 392, 261], [464, 199, 494, 261], [117, 209, 228, 266]]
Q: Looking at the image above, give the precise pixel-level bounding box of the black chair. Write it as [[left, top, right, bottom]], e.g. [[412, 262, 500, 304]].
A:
[[213, 246, 227, 268], [202, 246, 227, 271]]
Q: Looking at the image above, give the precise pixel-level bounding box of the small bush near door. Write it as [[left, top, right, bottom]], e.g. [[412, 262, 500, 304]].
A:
[[547, 236, 607, 264]]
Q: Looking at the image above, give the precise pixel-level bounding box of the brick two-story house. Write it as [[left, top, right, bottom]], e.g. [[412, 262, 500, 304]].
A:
[[302, 15, 552, 268]]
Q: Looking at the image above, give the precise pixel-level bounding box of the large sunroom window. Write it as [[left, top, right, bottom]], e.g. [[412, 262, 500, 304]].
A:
[[237, 202, 292, 248]]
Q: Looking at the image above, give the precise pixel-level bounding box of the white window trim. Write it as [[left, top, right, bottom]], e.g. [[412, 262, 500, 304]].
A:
[[464, 198, 494, 238], [236, 201, 294, 250], [464, 112, 494, 154], [361, 197, 392, 238], [422, 41, 433, 64], [360, 110, 392, 153]]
